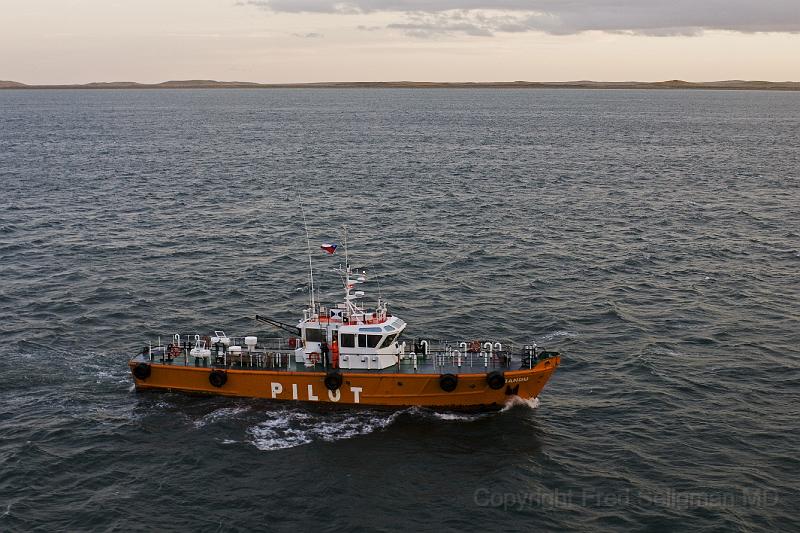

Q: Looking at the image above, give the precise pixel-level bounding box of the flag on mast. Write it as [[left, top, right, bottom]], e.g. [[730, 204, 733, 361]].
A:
[[320, 243, 337, 255]]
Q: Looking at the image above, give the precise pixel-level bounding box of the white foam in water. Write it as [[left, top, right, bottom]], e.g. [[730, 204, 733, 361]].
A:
[[540, 330, 575, 341], [96, 370, 130, 384], [194, 406, 251, 428], [501, 396, 540, 412], [247, 408, 404, 451], [430, 411, 488, 422]]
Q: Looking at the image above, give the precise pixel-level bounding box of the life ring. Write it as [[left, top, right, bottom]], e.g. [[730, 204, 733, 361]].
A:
[[133, 362, 151, 380], [307, 352, 321, 365], [209, 370, 227, 388], [486, 370, 505, 390], [439, 373, 458, 392], [288, 337, 297, 349], [324, 371, 343, 391], [168, 343, 182, 358], [468, 340, 481, 353]]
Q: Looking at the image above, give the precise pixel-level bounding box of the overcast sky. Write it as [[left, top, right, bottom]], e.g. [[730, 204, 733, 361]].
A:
[[1, 0, 798, 84]]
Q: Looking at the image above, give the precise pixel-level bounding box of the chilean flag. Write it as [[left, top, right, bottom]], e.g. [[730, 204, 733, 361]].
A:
[[320, 243, 337, 255]]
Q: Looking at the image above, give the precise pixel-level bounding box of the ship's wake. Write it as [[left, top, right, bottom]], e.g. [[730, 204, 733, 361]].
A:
[[246, 407, 405, 451], [501, 396, 540, 411], [242, 404, 502, 451]]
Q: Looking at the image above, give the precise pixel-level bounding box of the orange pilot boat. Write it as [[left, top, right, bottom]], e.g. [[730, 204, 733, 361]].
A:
[[128, 235, 561, 410]]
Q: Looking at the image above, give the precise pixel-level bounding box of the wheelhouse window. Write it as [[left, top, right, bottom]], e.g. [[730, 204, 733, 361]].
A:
[[305, 328, 323, 343], [357, 334, 383, 348], [379, 333, 398, 348], [340, 333, 355, 348]]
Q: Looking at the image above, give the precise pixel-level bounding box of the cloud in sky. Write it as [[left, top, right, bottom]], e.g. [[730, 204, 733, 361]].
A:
[[244, 0, 800, 36]]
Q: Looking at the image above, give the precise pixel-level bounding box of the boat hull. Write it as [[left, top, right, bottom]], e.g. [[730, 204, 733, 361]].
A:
[[129, 357, 560, 409]]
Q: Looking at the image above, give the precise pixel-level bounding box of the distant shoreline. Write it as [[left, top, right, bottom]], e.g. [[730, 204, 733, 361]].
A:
[[1, 79, 799, 91]]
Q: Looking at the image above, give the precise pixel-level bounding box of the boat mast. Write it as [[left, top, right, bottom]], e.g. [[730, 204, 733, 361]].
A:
[[300, 203, 315, 313], [339, 225, 360, 318], [342, 225, 352, 313], [343, 225, 349, 273]]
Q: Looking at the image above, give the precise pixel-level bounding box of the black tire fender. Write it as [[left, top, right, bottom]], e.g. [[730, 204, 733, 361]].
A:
[[209, 370, 227, 388], [439, 373, 458, 393], [487, 370, 505, 390], [324, 371, 343, 391], [133, 362, 151, 380]]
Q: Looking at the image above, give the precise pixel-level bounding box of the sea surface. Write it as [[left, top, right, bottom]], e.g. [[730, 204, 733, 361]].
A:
[[0, 88, 798, 532]]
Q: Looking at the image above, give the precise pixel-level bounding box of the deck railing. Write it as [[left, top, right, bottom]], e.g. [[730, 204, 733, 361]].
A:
[[143, 334, 551, 373]]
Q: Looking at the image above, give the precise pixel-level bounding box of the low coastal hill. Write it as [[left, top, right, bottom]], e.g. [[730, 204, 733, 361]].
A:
[[1, 79, 799, 90]]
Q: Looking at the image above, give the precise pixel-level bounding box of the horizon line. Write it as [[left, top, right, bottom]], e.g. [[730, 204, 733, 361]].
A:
[[2, 79, 800, 91]]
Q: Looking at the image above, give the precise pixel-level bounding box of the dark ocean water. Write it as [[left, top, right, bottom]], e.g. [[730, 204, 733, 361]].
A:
[[1, 88, 799, 532]]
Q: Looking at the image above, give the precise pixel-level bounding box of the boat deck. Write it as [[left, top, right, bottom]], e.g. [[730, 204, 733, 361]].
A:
[[131, 349, 546, 375]]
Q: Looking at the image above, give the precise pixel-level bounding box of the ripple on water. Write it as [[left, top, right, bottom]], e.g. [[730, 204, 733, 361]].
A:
[[245, 407, 406, 451], [1, 88, 799, 531]]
